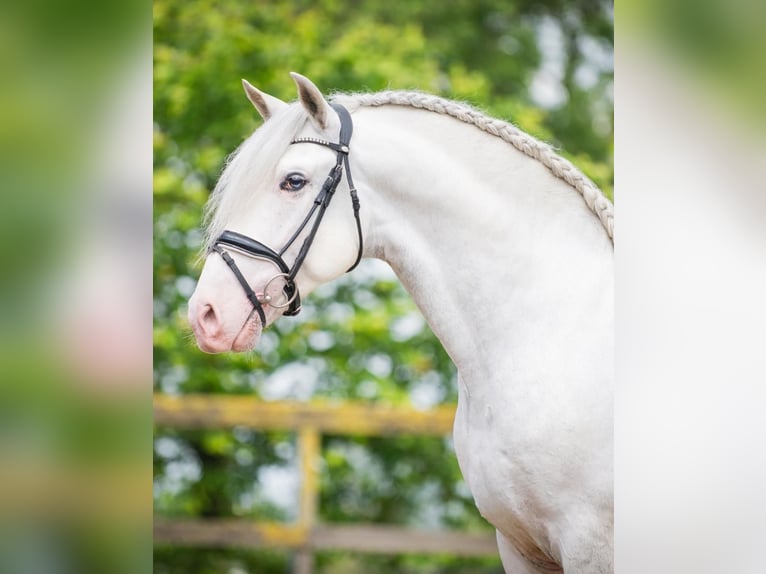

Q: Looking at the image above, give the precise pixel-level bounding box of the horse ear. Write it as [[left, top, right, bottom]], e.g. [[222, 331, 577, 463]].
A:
[[242, 79, 287, 121], [290, 72, 336, 132]]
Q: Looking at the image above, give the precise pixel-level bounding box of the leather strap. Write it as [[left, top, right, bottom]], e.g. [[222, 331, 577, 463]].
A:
[[331, 103, 363, 271], [212, 245, 267, 327], [216, 230, 291, 275]]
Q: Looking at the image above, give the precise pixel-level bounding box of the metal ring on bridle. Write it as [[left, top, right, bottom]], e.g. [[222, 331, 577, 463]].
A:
[[259, 273, 299, 308]]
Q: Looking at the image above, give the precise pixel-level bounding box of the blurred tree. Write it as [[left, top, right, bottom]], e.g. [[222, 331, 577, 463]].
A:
[[154, 1, 612, 572]]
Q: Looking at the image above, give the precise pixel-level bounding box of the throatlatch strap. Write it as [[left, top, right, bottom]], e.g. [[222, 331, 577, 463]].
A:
[[330, 103, 363, 271]]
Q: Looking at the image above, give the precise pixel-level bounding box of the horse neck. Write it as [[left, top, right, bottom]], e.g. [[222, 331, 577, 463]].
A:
[[353, 106, 613, 384]]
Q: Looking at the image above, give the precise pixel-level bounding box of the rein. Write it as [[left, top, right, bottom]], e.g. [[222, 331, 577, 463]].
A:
[[211, 103, 363, 327]]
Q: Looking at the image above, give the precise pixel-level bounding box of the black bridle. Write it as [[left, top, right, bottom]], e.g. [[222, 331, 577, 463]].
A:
[[210, 103, 363, 327]]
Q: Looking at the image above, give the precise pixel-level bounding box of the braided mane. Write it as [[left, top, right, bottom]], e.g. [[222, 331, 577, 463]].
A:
[[333, 91, 614, 243]]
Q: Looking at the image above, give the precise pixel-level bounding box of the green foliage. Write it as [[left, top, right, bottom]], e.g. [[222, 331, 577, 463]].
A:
[[154, 0, 612, 571], [154, 547, 290, 574]]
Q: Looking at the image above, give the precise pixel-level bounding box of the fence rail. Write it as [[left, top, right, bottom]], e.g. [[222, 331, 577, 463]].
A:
[[154, 394, 498, 572], [154, 519, 499, 556], [154, 394, 457, 435]]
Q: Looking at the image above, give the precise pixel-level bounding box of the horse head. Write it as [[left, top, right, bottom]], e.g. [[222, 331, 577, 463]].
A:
[[188, 73, 365, 353]]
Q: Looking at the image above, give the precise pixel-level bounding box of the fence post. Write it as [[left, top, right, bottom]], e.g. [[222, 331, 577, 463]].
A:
[[294, 426, 320, 574]]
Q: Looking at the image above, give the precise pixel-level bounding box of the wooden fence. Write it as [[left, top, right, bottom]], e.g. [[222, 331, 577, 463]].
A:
[[154, 394, 498, 573]]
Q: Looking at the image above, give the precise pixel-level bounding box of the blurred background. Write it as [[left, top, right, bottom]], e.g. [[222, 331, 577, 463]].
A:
[[617, 1, 766, 573], [0, 0, 151, 573], [153, 1, 612, 573]]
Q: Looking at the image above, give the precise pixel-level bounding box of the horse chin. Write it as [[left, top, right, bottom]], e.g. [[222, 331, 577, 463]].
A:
[[231, 316, 263, 352]]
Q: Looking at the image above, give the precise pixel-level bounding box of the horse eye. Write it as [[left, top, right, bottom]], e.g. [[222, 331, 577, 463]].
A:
[[280, 173, 307, 192]]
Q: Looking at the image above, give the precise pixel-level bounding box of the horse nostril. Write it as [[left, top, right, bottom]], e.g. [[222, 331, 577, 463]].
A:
[[199, 304, 220, 335]]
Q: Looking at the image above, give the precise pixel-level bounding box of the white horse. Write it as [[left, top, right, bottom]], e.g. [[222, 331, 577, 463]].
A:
[[188, 73, 614, 573]]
